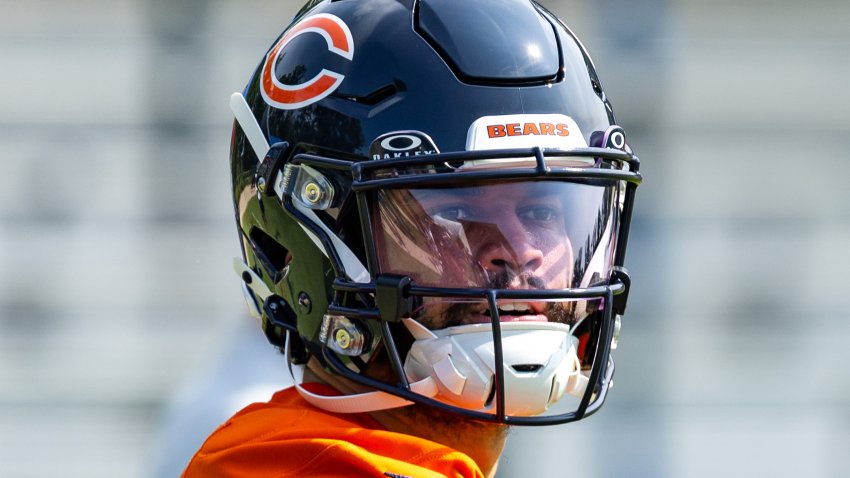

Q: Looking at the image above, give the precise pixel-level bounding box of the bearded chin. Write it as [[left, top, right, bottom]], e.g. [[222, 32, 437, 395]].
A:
[[421, 271, 581, 328]]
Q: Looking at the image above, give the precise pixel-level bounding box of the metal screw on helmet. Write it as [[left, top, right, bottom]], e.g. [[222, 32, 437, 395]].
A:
[[303, 182, 322, 204], [297, 292, 312, 314], [289, 164, 336, 210], [335, 328, 352, 349], [319, 315, 371, 356]]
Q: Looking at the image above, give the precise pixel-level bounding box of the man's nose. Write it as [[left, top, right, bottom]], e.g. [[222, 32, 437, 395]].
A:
[[475, 221, 544, 280]]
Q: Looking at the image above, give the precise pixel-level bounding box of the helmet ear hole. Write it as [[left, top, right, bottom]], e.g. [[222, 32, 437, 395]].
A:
[[249, 228, 290, 281]]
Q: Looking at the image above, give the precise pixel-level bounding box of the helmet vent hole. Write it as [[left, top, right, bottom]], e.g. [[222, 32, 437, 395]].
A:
[[249, 228, 289, 276], [336, 83, 400, 106], [511, 364, 543, 373]]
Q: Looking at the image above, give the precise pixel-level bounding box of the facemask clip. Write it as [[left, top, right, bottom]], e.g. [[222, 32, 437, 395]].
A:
[[611, 266, 631, 316], [255, 141, 290, 196], [375, 274, 412, 322]]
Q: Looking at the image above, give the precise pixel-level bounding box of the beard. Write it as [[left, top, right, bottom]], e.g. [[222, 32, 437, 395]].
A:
[[416, 270, 581, 329]]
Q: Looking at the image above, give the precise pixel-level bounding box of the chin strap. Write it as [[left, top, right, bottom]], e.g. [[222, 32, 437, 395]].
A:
[[283, 332, 439, 414]]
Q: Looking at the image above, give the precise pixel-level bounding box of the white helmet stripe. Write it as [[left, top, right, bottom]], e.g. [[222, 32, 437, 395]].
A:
[[230, 92, 270, 162], [293, 202, 371, 283]]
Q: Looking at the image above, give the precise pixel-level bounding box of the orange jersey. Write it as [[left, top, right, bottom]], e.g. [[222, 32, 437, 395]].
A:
[[182, 385, 484, 478]]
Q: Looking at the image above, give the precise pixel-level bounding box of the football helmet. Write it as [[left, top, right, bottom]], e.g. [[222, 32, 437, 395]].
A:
[[230, 0, 641, 425]]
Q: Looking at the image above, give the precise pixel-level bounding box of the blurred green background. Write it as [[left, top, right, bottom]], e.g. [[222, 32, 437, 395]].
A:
[[1, 0, 849, 477]]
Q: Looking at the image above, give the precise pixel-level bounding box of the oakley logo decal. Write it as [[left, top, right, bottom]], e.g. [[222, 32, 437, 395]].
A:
[[261, 13, 354, 110], [380, 134, 423, 152], [368, 131, 440, 160]]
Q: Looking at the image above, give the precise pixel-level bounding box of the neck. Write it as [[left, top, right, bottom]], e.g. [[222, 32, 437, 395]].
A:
[[304, 358, 508, 477], [370, 405, 508, 477]]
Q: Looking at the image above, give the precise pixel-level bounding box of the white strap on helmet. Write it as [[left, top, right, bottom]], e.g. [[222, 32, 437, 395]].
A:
[[291, 202, 371, 284], [230, 92, 270, 161], [284, 331, 438, 414]]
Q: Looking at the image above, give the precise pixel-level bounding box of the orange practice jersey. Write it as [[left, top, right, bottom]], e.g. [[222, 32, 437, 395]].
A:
[[182, 384, 484, 478]]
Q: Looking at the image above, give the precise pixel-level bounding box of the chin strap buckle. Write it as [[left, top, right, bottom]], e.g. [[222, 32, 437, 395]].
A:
[[233, 257, 298, 348], [260, 294, 299, 349]]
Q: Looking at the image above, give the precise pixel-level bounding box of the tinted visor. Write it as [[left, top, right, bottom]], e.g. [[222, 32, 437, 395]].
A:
[[371, 179, 623, 291]]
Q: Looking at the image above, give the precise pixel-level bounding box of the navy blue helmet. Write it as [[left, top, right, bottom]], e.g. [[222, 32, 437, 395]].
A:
[[230, 0, 642, 425]]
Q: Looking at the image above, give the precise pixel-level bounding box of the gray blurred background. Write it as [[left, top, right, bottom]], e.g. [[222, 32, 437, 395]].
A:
[[1, 0, 849, 477]]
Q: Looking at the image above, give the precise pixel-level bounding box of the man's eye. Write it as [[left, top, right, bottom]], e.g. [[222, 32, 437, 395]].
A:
[[519, 206, 559, 222], [433, 206, 468, 222]]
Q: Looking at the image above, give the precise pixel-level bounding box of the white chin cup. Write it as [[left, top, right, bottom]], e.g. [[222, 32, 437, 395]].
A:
[[402, 319, 587, 416]]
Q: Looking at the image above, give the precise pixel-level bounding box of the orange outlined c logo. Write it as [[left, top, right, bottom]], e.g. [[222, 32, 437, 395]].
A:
[[261, 13, 354, 110]]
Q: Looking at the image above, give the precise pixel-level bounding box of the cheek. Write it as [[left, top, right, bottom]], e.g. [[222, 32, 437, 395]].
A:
[[540, 241, 572, 287]]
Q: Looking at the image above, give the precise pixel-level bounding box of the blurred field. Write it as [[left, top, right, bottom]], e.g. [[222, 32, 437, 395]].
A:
[[1, 1, 849, 477]]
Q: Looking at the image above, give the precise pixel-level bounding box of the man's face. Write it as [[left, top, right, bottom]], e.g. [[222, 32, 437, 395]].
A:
[[373, 181, 577, 329]]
